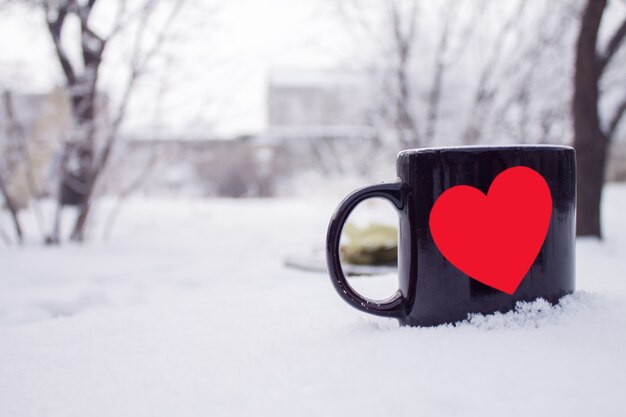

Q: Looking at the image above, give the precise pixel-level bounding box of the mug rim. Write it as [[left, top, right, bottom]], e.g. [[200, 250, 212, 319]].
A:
[[398, 144, 574, 158]]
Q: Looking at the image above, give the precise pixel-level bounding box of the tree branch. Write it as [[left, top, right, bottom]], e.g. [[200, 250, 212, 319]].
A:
[[84, 0, 187, 209], [463, 0, 528, 144], [386, 0, 419, 147], [0, 172, 23, 244], [107, 0, 129, 38], [2, 90, 46, 237], [598, 17, 626, 74], [425, 2, 453, 144], [44, 1, 77, 85]]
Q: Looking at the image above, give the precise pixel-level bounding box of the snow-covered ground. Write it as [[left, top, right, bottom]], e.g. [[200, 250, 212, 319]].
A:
[[1, 185, 626, 417]]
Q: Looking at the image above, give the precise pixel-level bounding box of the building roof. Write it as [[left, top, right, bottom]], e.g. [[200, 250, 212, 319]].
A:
[[268, 68, 368, 89]]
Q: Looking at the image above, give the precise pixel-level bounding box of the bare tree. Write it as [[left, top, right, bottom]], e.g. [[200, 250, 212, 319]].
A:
[[0, 172, 23, 244], [336, 0, 422, 150], [574, 0, 626, 238], [9, 0, 189, 243], [387, 0, 420, 148], [339, 1, 574, 149], [462, 0, 530, 144], [0, 90, 27, 244], [424, 3, 453, 145], [477, 1, 580, 145], [2, 89, 50, 235]]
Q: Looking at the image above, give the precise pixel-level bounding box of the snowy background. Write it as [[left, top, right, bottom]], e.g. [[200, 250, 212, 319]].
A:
[[1, 185, 626, 416], [1, 0, 626, 415]]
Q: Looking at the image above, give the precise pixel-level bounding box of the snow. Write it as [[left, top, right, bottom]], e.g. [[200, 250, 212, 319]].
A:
[[1, 186, 626, 416]]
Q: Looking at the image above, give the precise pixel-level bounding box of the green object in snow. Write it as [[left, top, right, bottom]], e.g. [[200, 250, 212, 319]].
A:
[[340, 223, 398, 266]]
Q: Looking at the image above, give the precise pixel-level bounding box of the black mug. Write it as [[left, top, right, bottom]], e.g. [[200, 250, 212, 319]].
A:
[[326, 146, 576, 326]]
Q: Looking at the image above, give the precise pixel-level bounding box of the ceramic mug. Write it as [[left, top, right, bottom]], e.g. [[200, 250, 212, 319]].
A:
[[326, 146, 576, 326]]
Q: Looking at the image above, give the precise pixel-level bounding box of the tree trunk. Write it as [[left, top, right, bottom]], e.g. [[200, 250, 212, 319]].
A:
[[70, 204, 91, 241], [573, 0, 607, 238], [0, 174, 24, 244], [70, 180, 95, 242]]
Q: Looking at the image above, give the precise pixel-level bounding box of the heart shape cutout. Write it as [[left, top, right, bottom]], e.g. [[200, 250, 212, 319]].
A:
[[429, 166, 552, 295]]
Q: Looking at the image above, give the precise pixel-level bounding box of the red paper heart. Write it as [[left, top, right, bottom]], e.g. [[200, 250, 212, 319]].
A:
[[429, 166, 552, 295]]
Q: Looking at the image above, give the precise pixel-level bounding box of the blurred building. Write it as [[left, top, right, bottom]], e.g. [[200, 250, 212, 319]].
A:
[[0, 88, 70, 208], [112, 133, 277, 198], [263, 68, 379, 144], [103, 67, 626, 197], [267, 68, 371, 129], [258, 69, 386, 182], [114, 69, 381, 197]]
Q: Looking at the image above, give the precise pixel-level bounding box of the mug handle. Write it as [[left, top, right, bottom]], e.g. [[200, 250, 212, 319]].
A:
[[326, 182, 406, 319]]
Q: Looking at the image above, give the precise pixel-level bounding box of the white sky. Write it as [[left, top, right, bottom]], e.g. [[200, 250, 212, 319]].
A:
[[2, 0, 624, 140], [0, 0, 354, 137]]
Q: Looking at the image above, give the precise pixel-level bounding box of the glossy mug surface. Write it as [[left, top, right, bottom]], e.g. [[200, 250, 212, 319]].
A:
[[326, 146, 576, 326]]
